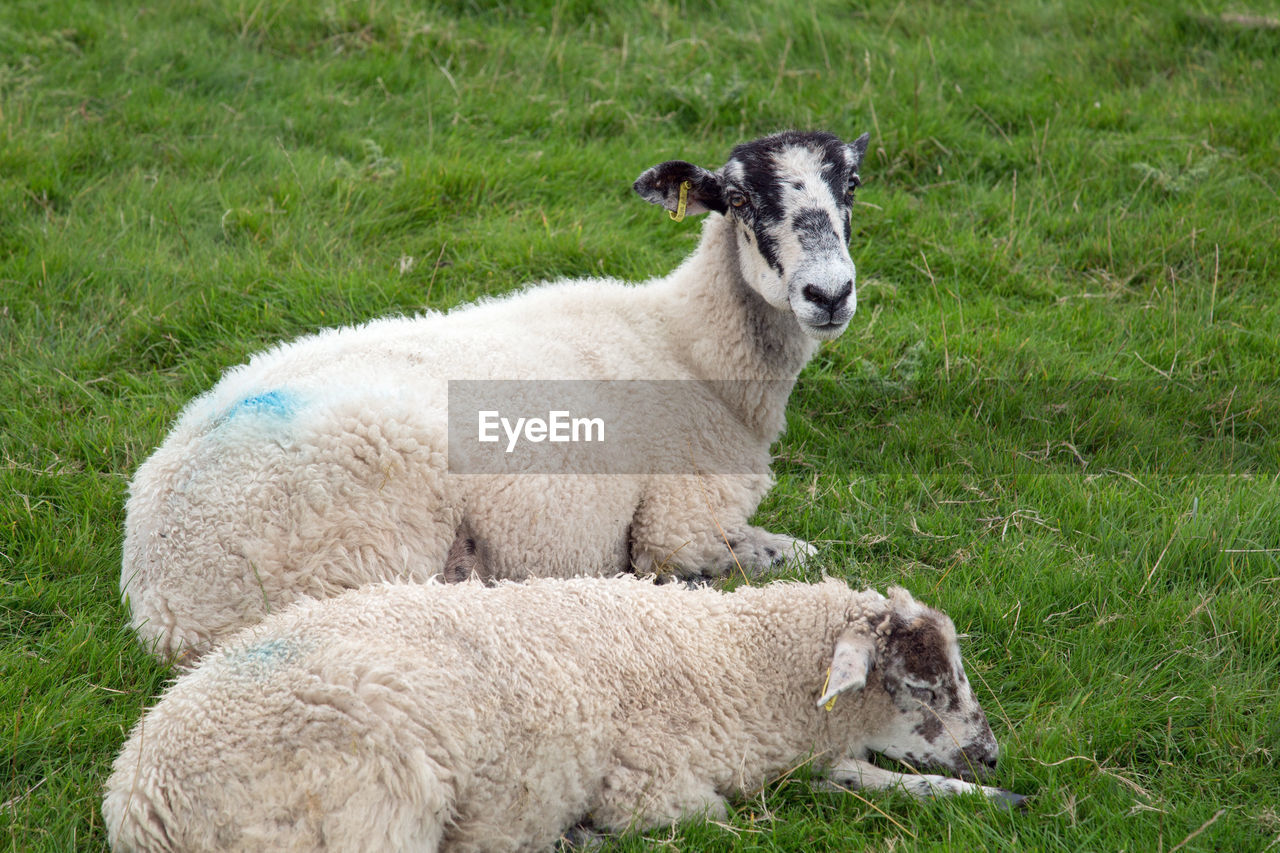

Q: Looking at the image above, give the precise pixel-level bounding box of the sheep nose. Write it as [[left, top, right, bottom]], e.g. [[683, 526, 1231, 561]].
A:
[[962, 745, 998, 775], [801, 280, 853, 317]]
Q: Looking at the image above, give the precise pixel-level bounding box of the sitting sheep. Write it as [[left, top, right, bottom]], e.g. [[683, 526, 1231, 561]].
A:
[[103, 577, 1023, 852], [122, 129, 872, 659]]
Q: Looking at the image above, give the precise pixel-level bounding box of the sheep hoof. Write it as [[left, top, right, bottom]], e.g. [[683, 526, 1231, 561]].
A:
[[752, 527, 814, 568], [731, 530, 815, 573], [990, 788, 1030, 811], [444, 532, 485, 582], [557, 821, 604, 850]]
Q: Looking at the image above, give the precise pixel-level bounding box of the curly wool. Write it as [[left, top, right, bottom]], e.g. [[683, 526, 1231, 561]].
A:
[[122, 131, 875, 660], [104, 576, 988, 852]]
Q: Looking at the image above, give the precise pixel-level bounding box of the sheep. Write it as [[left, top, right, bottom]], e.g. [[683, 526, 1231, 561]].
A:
[[103, 576, 1024, 852], [121, 129, 873, 659]]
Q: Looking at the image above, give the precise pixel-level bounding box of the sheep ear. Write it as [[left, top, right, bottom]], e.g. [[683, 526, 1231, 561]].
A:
[[816, 628, 876, 707], [633, 161, 726, 216], [847, 132, 871, 172]]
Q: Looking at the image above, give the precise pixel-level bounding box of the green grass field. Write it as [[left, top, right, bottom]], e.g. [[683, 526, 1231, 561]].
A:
[[3, 0, 1278, 849]]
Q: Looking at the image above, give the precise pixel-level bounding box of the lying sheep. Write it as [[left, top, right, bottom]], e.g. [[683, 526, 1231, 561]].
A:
[[122, 129, 875, 659], [103, 577, 1022, 852]]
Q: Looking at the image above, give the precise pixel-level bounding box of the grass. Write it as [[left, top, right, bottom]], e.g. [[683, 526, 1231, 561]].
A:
[[2, 0, 1278, 849]]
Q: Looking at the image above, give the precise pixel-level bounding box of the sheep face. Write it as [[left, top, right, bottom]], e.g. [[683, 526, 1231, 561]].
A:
[[633, 130, 871, 341], [720, 131, 869, 340], [820, 589, 999, 782], [868, 599, 999, 781]]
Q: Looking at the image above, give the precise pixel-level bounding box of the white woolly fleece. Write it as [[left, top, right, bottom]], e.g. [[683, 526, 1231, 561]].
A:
[[122, 213, 823, 659], [104, 576, 1001, 852]]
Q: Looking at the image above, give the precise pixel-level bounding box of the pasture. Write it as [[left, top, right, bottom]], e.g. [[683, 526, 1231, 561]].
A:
[[2, 0, 1277, 849]]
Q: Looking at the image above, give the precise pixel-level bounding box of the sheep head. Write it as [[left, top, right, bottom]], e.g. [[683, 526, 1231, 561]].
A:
[[634, 130, 870, 341], [820, 587, 1000, 782]]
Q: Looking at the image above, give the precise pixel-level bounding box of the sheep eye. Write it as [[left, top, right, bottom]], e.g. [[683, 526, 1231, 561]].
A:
[[728, 191, 748, 209], [846, 175, 861, 198], [909, 685, 935, 705]]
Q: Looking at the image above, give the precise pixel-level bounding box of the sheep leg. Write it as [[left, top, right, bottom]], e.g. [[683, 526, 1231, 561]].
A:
[[634, 524, 814, 578], [630, 477, 815, 578], [556, 821, 604, 850], [725, 527, 816, 572], [821, 758, 1027, 809], [590, 766, 728, 834], [442, 521, 487, 582]]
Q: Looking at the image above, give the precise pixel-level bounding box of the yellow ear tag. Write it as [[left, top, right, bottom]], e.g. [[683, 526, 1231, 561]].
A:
[[669, 180, 692, 222], [822, 668, 837, 712]]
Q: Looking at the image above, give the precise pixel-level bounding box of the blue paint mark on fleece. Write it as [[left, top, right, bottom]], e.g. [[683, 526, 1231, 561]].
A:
[[228, 389, 297, 420], [228, 637, 302, 677]]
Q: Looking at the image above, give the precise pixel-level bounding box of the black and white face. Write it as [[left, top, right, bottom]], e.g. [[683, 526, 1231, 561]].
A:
[[719, 131, 867, 340], [865, 597, 1000, 781], [633, 130, 870, 341]]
